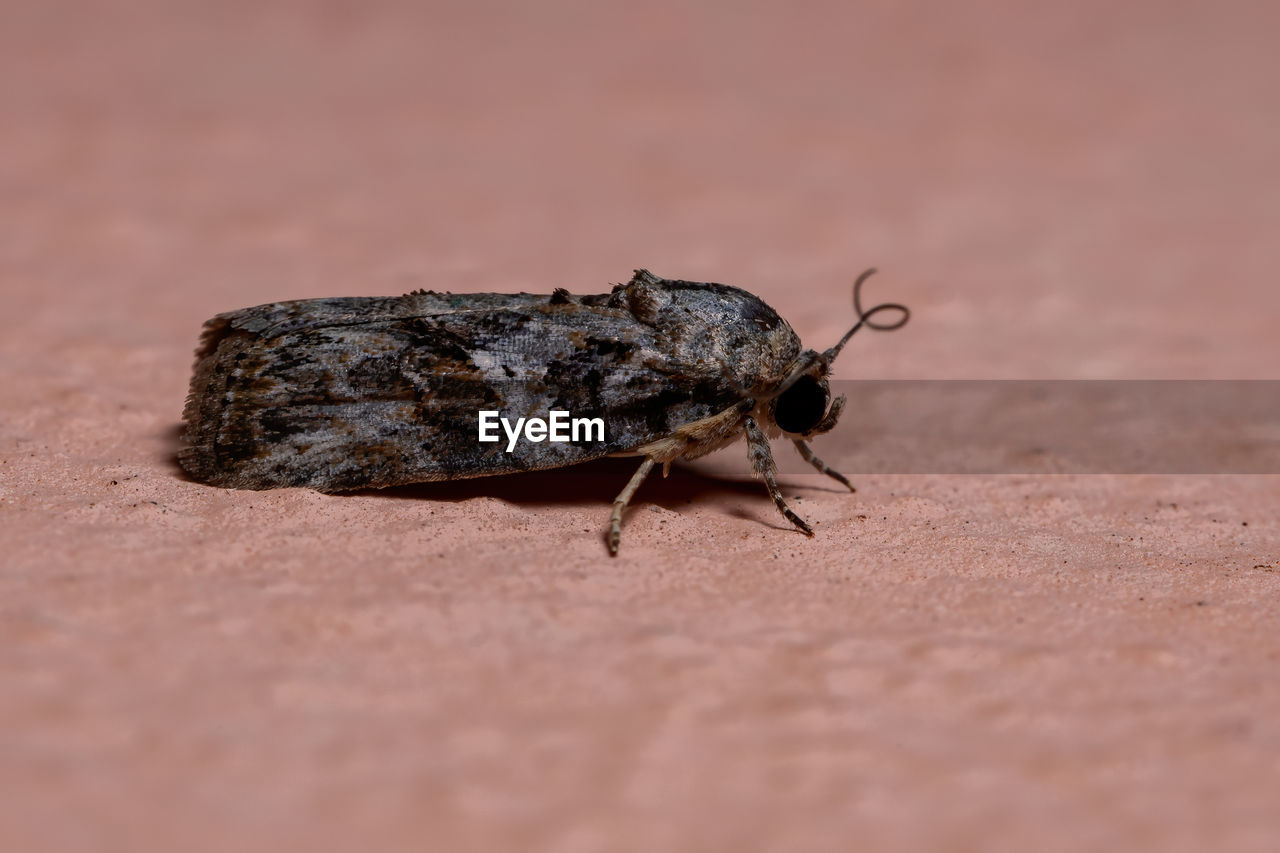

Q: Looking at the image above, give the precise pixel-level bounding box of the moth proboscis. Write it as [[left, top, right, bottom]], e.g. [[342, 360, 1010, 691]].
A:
[[180, 268, 909, 555]]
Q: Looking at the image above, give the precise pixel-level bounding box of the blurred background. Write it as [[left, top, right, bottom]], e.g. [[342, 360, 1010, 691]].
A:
[[5, 0, 1277, 381]]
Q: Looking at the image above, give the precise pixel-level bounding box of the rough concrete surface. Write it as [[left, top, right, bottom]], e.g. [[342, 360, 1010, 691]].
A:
[[2, 2, 1278, 851]]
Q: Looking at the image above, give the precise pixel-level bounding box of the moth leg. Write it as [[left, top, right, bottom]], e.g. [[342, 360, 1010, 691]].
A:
[[608, 457, 656, 556], [793, 439, 856, 493], [743, 416, 814, 537]]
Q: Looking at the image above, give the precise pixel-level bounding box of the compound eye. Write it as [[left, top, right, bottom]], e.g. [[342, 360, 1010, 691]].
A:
[[774, 376, 828, 434]]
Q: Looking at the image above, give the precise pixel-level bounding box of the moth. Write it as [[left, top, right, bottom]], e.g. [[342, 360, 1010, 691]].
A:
[[180, 269, 908, 554]]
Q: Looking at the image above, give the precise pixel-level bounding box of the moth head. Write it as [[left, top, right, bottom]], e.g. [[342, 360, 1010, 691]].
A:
[[766, 269, 909, 437], [770, 372, 840, 437]]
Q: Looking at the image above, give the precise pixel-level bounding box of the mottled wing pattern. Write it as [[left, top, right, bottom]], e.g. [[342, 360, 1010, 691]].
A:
[[180, 286, 755, 490]]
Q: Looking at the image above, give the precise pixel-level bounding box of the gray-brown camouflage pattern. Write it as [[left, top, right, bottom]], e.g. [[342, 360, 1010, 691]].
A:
[[179, 269, 908, 553]]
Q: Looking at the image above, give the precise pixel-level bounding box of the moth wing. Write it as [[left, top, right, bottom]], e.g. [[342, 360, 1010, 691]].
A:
[[181, 299, 746, 491], [191, 290, 560, 359]]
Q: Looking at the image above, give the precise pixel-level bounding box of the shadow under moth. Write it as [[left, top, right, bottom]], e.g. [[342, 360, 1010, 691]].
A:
[[180, 269, 909, 554]]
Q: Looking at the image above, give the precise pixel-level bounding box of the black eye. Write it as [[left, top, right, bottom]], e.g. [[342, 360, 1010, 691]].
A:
[[774, 376, 828, 434]]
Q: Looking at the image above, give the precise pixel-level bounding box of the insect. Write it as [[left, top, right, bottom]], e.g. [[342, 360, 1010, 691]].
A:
[[180, 268, 908, 554]]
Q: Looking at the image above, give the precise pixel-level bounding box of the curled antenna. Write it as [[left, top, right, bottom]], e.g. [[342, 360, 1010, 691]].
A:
[[820, 268, 910, 364], [769, 268, 910, 398]]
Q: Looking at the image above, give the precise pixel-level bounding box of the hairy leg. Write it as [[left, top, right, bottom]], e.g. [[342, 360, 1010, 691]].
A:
[[608, 457, 656, 555], [744, 416, 813, 536], [793, 439, 855, 492]]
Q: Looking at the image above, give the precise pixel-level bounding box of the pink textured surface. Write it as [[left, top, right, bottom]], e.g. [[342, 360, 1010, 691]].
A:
[[3, 2, 1279, 850]]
